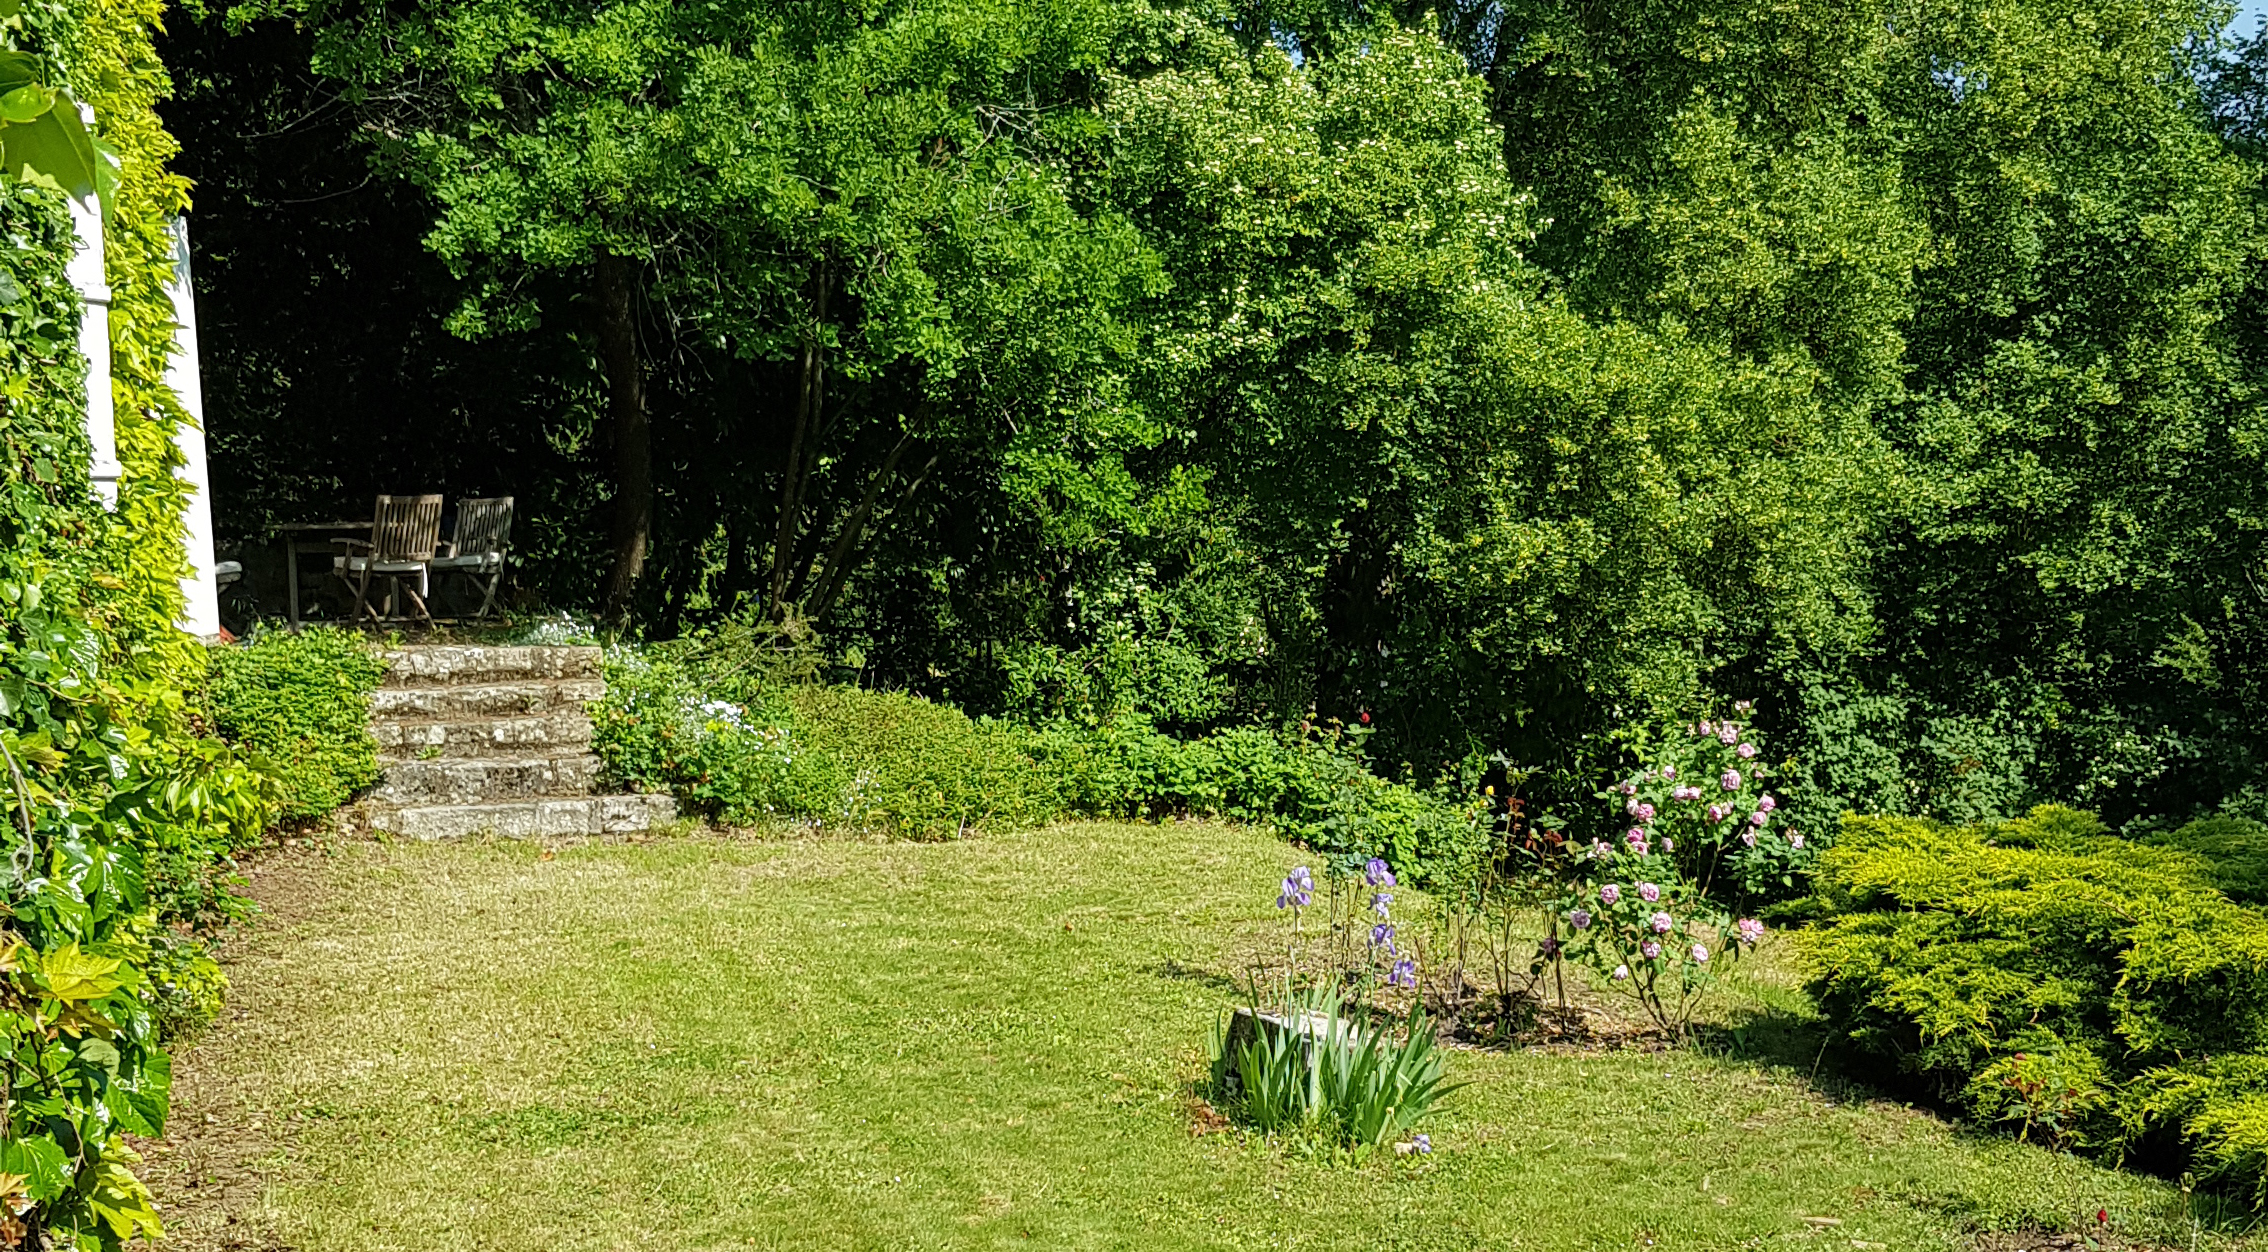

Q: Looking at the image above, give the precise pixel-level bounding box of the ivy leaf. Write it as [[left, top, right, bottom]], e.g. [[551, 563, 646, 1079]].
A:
[[39, 943, 122, 1002], [0, 1137, 68, 1201], [0, 84, 49, 125], [83, 1145, 161, 1242]]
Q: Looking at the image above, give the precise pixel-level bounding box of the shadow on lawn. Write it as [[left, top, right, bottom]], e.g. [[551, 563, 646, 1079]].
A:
[[1148, 959, 1244, 997], [1695, 1007, 2268, 1245]]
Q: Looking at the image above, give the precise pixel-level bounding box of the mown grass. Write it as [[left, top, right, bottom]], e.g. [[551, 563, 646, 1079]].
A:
[[152, 822, 2253, 1251]]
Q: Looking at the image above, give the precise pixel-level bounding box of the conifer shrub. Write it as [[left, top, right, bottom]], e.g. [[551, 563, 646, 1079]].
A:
[[1801, 805, 2268, 1197], [2141, 815, 2268, 905]]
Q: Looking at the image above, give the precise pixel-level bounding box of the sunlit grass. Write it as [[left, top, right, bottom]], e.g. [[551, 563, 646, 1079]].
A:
[[153, 822, 2248, 1250]]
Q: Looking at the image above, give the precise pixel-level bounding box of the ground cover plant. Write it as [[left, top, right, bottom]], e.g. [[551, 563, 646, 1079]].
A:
[[202, 627, 385, 822], [591, 630, 1490, 881], [143, 822, 2239, 1251]]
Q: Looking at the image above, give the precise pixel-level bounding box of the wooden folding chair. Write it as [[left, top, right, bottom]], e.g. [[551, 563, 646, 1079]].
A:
[[430, 496, 514, 621], [331, 494, 443, 625]]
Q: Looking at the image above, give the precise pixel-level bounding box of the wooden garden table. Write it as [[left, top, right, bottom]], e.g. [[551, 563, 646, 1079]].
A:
[[277, 519, 371, 628]]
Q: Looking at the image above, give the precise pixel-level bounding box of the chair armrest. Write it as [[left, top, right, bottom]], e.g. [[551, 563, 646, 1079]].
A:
[[331, 538, 374, 555]]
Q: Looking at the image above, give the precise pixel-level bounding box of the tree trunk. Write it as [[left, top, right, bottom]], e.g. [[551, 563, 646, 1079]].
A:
[[768, 264, 829, 617], [595, 248, 651, 623]]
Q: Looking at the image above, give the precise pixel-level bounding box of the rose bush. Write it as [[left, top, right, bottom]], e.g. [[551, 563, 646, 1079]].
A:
[[1599, 702, 1815, 904]]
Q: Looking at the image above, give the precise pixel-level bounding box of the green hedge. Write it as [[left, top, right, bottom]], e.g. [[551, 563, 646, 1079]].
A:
[[1800, 806, 2268, 1198], [203, 627, 385, 821], [590, 641, 1487, 884]]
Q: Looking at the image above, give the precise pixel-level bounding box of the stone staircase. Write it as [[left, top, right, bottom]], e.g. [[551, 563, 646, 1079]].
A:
[[366, 645, 676, 839]]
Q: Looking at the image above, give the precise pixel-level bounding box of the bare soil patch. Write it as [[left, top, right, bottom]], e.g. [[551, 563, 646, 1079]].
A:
[[134, 839, 341, 1252]]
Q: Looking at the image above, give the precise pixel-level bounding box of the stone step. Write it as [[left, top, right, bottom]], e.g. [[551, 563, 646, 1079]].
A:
[[369, 794, 677, 840], [376, 713, 594, 760], [381, 645, 602, 688], [373, 756, 601, 807], [369, 678, 605, 720]]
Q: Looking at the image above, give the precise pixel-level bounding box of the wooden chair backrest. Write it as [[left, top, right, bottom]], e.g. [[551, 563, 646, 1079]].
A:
[[371, 495, 444, 563], [452, 497, 515, 556]]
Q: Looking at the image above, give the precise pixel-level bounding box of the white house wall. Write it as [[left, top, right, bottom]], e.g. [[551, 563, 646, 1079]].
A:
[[166, 216, 222, 639]]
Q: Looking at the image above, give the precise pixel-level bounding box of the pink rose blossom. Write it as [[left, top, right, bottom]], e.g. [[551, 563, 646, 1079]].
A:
[[1741, 830, 1757, 847], [1638, 882, 1660, 903], [1787, 833, 1805, 850], [1758, 794, 1777, 813], [1599, 884, 1621, 905], [1690, 943, 1710, 964], [1640, 940, 1662, 960], [1737, 743, 1757, 759], [1613, 964, 1629, 981], [1720, 770, 1741, 791], [1736, 918, 1765, 945], [1650, 911, 1673, 933], [1750, 811, 1769, 828]]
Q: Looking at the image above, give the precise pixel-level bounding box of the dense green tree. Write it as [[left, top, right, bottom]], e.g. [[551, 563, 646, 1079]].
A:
[[171, 0, 2268, 831], [1107, 19, 1883, 765], [284, 0, 1160, 622]]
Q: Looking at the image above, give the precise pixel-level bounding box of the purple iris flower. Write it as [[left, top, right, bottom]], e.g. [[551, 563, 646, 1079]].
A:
[[1365, 857, 1397, 888], [1277, 866, 1314, 909], [1370, 923, 1396, 952], [1390, 958, 1417, 988], [1372, 891, 1393, 918]]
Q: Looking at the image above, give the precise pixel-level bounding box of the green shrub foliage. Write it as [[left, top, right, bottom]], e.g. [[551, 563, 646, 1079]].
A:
[[592, 638, 1487, 882], [1801, 806, 2268, 1196], [204, 628, 385, 821], [0, 0, 281, 1237]]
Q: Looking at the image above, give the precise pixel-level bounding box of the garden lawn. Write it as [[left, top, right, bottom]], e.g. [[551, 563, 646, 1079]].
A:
[[150, 822, 2222, 1251]]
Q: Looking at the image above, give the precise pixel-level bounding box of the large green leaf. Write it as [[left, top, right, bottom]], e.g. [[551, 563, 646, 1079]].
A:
[[0, 51, 38, 93], [0, 84, 50, 124], [0, 104, 97, 199], [0, 1137, 69, 1202]]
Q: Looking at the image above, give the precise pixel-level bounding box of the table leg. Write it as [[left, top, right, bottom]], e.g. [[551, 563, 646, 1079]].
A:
[[285, 534, 301, 629]]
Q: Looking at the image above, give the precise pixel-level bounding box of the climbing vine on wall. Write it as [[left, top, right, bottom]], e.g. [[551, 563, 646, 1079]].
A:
[[0, 0, 274, 1245]]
